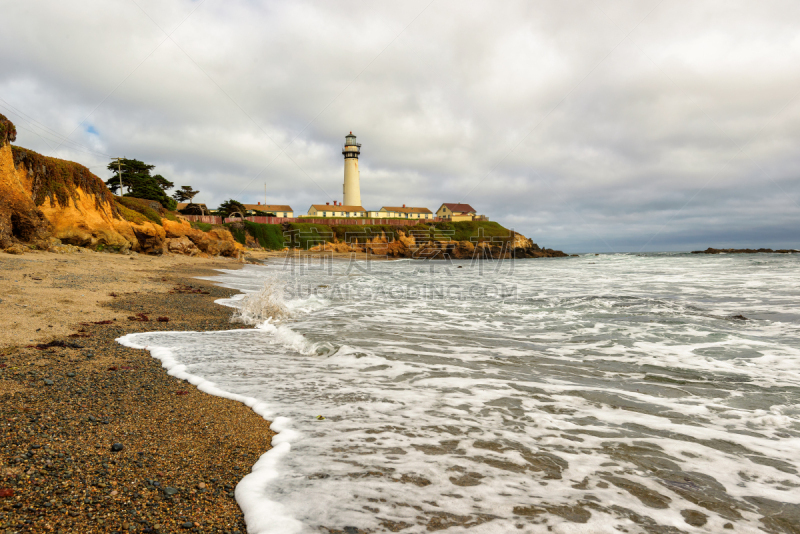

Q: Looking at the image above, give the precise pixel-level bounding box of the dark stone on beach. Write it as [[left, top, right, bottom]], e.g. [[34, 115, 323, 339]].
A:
[[111, 443, 124, 452], [164, 487, 179, 496], [44, 379, 53, 385], [344, 527, 359, 534], [723, 523, 734, 529], [181, 521, 194, 528], [66, 371, 76, 377], [681, 509, 708, 526], [729, 314, 747, 321]]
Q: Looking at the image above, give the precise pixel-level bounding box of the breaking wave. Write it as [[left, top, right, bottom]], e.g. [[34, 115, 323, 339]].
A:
[[230, 275, 291, 324]]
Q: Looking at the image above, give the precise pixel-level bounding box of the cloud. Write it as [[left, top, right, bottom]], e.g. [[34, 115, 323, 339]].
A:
[[1, 0, 799, 251]]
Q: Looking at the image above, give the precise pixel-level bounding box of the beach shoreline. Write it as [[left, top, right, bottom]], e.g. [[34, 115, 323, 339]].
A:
[[0, 250, 274, 533]]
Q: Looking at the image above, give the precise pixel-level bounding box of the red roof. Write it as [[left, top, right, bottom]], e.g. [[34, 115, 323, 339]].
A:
[[440, 203, 476, 214]]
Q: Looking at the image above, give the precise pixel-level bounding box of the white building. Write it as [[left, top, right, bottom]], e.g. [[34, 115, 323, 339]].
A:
[[307, 202, 366, 218]]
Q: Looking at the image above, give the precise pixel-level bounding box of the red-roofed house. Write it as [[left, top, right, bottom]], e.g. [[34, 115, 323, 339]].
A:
[[436, 203, 477, 221]]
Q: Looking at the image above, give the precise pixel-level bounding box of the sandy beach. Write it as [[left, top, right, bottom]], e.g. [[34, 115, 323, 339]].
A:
[[0, 250, 274, 533]]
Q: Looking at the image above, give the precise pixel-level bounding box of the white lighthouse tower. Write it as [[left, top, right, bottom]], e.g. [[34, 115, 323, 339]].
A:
[[342, 132, 361, 206]]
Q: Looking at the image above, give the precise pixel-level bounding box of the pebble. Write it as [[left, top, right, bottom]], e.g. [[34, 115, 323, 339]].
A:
[[197, 482, 207, 489], [44, 379, 54, 385], [111, 443, 124, 452], [182, 521, 194, 529], [164, 487, 179, 496], [0, 269, 263, 533]]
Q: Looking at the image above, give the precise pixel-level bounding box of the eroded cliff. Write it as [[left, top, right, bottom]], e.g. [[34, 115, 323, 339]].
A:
[[0, 114, 240, 257]]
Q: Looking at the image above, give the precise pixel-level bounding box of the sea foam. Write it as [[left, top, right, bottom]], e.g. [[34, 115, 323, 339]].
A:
[[119, 254, 800, 533]]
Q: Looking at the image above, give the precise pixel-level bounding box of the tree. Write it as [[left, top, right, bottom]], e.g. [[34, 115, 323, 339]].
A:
[[105, 158, 175, 210], [152, 174, 174, 192], [127, 180, 177, 211], [172, 186, 199, 204], [218, 199, 247, 218], [105, 159, 155, 194]]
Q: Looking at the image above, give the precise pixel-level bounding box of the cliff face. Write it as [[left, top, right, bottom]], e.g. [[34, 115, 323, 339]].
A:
[[0, 116, 51, 248], [309, 229, 568, 259], [0, 114, 240, 257]]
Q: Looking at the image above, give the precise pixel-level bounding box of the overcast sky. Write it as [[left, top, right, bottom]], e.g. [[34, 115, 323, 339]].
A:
[[2, 0, 799, 252]]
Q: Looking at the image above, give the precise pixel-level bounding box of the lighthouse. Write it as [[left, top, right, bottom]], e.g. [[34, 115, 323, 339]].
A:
[[342, 132, 361, 206]]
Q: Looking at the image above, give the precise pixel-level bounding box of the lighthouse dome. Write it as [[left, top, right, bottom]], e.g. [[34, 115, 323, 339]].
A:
[[344, 132, 358, 146]]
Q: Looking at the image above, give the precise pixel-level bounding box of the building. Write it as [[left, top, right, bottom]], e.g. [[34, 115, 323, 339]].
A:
[[176, 202, 209, 215], [436, 203, 477, 222], [307, 201, 366, 218], [342, 132, 361, 206], [242, 203, 294, 217], [366, 208, 394, 218], [381, 206, 433, 220]]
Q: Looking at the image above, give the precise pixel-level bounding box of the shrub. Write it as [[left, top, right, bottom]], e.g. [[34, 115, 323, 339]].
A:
[[115, 203, 149, 225], [116, 197, 162, 225], [12, 146, 116, 212], [190, 222, 214, 232], [243, 221, 284, 250]]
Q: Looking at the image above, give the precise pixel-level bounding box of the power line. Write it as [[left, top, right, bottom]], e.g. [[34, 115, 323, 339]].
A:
[[0, 101, 112, 158]]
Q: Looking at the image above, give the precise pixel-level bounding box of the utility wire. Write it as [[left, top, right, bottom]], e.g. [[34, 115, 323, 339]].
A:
[[0, 101, 112, 158]]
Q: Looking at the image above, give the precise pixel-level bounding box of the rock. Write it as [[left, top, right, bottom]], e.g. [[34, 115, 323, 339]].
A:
[[163, 487, 178, 496], [3, 244, 25, 254], [0, 488, 14, 498], [194, 229, 238, 257], [130, 222, 166, 255], [197, 482, 206, 489], [47, 245, 83, 254], [66, 372, 76, 377], [693, 247, 799, 254], [164, 236, 199, 256], [44, 379, 54, 385], [181, 521, 193, 529], [110, 443, 124, 452]]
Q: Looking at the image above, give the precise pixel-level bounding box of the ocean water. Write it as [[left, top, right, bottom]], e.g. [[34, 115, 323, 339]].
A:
[[118, 253, 800, 534]]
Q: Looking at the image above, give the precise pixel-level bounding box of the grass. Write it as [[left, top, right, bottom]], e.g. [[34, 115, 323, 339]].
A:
[[421, 221, 513, 242], [227, 225, 246, 246], [116, 197, 162, 225], [115, 203, 149, 225], [243, 221, 285, 250], [286, 223, 334, 249], [329, 224, 407, 243], [282, 220, 514, 248], [225, 221, 286, 250], [190, 222, 214, 232]]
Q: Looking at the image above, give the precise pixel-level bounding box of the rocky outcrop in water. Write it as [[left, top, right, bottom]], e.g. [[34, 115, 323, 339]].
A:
[[309, 229, 568, 259], [692, 248, 798, 254]]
